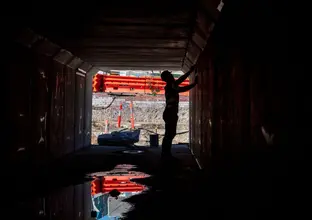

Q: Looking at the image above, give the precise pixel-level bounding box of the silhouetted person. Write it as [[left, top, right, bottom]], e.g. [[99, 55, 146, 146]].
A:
[[160, 66, 198, 158]]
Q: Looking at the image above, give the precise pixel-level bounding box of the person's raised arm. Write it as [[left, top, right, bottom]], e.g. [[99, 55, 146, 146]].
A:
[[174, 74, 198, 93], [175, 65, 195, 85]]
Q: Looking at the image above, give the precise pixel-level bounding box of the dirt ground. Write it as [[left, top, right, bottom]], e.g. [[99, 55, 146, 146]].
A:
[[92, 93, 189, 145]]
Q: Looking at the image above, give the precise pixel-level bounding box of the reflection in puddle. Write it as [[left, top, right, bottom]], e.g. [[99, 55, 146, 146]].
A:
[[89, 164, 150, 219]]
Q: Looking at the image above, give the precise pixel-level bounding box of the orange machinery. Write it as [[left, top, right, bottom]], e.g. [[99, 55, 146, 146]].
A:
[[92, 74, 190, 96], [92, 73, 103, 92]]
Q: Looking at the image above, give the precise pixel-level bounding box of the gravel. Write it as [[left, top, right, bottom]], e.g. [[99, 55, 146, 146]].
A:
[[92, 94, 189, 145]]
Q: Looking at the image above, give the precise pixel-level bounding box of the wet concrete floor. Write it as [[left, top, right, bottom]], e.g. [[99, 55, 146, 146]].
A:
[[5, 144, 296, 219], [6, 145, 202, 219]]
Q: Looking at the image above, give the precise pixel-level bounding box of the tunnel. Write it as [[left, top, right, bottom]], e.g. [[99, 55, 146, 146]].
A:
[[4, 0, 294, 219]]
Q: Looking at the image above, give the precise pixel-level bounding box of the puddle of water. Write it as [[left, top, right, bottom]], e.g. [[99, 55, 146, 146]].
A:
[[88, 164, 150, 220]]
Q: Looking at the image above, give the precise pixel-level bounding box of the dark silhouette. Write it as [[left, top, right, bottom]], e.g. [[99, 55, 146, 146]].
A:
[[160, 66, 198, 158]]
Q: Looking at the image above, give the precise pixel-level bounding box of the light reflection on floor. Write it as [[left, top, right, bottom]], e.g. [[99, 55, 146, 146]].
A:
[[88, 164, 150, 220]]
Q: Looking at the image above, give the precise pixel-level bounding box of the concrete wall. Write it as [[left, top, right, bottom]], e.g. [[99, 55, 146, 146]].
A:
[[190, 0, 291, 169]]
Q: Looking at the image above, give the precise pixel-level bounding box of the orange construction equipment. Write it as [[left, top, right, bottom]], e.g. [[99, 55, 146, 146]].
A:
[[92, 74, 103, 92], [117, 104, 122, 128], [101, 75, 190, 96]]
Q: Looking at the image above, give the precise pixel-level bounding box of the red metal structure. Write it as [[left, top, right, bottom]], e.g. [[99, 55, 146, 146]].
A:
[[92, 75, 190, 96]]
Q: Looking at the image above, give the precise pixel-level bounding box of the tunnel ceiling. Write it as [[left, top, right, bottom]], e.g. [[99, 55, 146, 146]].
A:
[[68, 8, 192, 71], [12, 1, 220, 71]]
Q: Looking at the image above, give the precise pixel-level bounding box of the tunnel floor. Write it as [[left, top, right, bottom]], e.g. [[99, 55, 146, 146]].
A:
[[7, 144, 293, 220], [9, 145, 201, 219]]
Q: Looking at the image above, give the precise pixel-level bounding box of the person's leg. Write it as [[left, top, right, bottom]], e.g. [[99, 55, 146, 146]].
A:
[[161, 116, 178, 156], [161, 123, 173, 156]]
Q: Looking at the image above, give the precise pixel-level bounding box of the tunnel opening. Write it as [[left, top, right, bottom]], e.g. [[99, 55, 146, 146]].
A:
[[91, 70, 191, 147]]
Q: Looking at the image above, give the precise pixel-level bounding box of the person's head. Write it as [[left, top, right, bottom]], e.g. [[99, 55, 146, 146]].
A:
[[161, 70, 174, 83]]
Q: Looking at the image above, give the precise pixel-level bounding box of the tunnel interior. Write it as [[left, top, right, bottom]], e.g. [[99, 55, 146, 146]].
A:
[[4, 0, 294, 219], [6, 0, 217, 159]]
